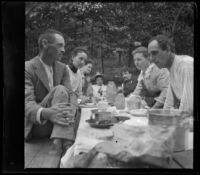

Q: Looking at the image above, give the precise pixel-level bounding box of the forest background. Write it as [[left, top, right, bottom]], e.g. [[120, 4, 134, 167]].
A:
[[26, 2, 194, 84]]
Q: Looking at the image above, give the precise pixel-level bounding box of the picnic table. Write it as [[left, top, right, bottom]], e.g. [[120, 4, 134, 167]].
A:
[[24, 104, 193, 168], [60, 107, 193, 168]]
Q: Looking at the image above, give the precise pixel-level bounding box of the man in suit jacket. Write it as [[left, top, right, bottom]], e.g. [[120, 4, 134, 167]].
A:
[[25, 29, 77, 154]]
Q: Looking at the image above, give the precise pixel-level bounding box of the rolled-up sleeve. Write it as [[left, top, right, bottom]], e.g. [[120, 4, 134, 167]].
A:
[[164, 85, 175, 109], [154, 68, 170, 104], [179, 65, 193, 113], [25, 63, 42, 124]]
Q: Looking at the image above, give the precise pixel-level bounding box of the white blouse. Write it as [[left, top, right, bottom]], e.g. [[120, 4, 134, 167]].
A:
[[66, 65, 82, 97]]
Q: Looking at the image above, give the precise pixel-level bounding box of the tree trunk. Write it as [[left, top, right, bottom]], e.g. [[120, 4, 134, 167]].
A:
[[55, 11, 61, 30], [90, 20, 94, 59], [171, 5, 185, 40], [74, 19, 77, 47], [100, 46, 104, 74], [118, 51, 121, 66], [128, 43, 133, 67]]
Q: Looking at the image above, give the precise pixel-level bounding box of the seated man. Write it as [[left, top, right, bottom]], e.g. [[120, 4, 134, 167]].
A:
[[121, 67, 138, 97], [148, 34, 193, 115], [131, 46, 170, 108], [25, 29, 77, 155], [92, 72, 107, 101]]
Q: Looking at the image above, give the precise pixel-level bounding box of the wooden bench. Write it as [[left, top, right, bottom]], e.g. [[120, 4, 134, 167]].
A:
[[170, 150, 193, 168], [25, 138, 62, 168]]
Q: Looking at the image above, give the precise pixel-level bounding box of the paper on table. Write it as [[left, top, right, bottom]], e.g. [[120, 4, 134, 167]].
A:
[[60, 144, 75, 168], [123, 117, 148, 126], [74, 136, 104, 156]]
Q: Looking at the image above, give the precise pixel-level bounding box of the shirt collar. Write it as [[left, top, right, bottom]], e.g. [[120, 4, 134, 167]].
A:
[[39, 56, 53, 70], [69, 64, 78, 73], [169, 55, 177, 73]]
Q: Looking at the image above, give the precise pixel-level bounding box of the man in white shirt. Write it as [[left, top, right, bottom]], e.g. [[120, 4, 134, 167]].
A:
[[148, 34, 193, 115], [25, 29, 77, 155]]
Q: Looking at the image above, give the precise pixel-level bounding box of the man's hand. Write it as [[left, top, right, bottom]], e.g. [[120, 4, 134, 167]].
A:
[[151, 101, 163, 109], [41, 103, 74, 126]]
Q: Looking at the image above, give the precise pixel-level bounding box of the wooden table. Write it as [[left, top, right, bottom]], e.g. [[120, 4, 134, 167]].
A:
[[61, 107, 193, 168], [171, 150, 193, 168], [25, 138, 61, 168]]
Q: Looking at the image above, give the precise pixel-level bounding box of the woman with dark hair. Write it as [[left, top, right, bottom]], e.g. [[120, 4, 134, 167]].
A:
[[121, 67, 138, 97], [131, 46, 170, 108], [80, 59, 93, 103], [66, 47, 88, 99]]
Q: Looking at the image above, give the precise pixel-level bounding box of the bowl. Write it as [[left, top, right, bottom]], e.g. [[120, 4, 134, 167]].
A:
[[86, 118, 114, 129], [129, 109, 148, 117], [94, 111, 112, 121]]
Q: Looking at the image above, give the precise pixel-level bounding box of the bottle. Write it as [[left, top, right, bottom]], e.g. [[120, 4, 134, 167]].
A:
[[114, 88, 125, 110], [106, 81, 117, 105], [126, 95, 142, 110]]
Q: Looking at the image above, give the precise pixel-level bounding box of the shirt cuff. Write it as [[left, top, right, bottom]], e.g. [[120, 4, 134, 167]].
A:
[[154, 97, 165, 104], [36, 107, 47, 125]]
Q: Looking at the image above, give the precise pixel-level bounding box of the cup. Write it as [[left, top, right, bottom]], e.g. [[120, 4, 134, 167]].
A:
[[173, 126, 190, 152], [94, 111, 112, 121], [64, 103, 75, 125]]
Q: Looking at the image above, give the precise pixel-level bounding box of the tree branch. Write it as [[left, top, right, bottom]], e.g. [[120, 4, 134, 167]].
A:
[[171, 4, 185, 38]]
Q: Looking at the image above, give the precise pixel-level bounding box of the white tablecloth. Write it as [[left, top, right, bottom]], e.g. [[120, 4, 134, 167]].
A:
[[60, 108, 193, 168]]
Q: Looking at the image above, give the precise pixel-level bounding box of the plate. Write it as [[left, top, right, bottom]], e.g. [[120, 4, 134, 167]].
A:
[[86, 119, 114, 128], [129, 109, 148, 117], [113, 115, 130, 122], [79, 104, 97, 108]]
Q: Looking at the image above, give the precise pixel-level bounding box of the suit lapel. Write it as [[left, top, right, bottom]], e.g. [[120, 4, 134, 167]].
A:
[[53, 61, 64, 86], [34, 56, 50, 91]]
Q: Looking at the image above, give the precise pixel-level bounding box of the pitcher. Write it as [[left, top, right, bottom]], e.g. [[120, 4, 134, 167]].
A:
[[106, 81, 117, 105]]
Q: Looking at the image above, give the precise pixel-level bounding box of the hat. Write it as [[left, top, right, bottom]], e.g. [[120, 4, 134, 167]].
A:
[[94, 72, 103, 80]]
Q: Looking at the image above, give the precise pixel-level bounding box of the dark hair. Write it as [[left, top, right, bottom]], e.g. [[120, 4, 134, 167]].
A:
[[85, 59, 93, 65], [131, 46, 148, 58], [148, 34, 175, 52], [95, 75, 104, 83], [121, 67, 133, 74], [71, 46, 89, 58], [38, 29, 64, 51]]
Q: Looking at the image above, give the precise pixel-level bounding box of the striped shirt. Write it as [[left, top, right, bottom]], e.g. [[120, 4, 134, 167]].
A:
[[164, 55, 193, 113]]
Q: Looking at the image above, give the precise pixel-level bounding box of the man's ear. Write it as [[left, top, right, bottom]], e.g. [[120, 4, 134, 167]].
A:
[[41, 39, 48, 49]]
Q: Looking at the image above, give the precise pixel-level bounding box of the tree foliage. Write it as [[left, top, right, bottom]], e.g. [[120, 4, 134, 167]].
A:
[[26, 2, 194, 76]]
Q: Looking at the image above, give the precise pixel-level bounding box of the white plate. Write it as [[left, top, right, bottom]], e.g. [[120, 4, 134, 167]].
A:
[[129, 109, 148, 116]]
